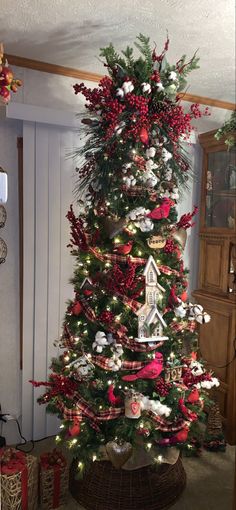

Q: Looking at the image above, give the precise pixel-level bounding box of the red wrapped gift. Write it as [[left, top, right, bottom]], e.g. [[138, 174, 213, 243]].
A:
[[39, 449, 69, 509], [0, 447, 38, 510]]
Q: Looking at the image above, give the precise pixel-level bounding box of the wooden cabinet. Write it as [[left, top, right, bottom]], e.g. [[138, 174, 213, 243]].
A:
[[193, 129, 236, 444]]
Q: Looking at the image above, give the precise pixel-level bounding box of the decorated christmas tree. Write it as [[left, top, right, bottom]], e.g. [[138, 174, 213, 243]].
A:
[[32, 35, 220, 475]]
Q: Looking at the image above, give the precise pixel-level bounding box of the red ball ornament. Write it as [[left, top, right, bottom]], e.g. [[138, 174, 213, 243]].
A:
[[71, 301, 82, 315], [139, 127, 149, 144]]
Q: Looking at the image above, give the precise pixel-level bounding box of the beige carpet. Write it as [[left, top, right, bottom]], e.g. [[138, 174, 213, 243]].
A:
[[25, 437, 235, 510]]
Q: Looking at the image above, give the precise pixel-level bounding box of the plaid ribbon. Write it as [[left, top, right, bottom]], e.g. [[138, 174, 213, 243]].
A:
[[171, 320, 197, 333], [97, 408, 124, 421], [114, 290, 142, 312], [159, 265, 180, 277], [62, 325, 76, 349], [57, 396, 124, 430], [89, 246, 146, 266], [79, 296, 97, 322], [104, 253, 146, 266], [92, 355, 146, 371], [147, 411, 186, 432]]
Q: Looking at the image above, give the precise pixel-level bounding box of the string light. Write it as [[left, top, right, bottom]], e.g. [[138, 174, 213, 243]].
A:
[[112, 296, 118, 301], [156, 455, 163, 463], [78, 461, 83, 469], [55, 435, 61, 443], [72, 438, 78, 445], [138, 250, 143, 256], [92, 454, 97, 462], [59, 424, 65, 429], [147, 443, 152, 450]]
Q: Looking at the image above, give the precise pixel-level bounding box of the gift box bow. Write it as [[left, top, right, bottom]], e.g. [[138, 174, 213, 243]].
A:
[[0, 447, 26, 475], [40, 449, 66, 470], [0, 447, 29, 510]]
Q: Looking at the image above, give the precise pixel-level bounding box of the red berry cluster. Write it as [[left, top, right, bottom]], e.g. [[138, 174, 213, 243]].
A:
[[155, 377, 171, 396], [98, 310, 115, 324]]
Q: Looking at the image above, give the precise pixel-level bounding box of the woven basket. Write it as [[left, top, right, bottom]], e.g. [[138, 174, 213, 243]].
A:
[[69, 458, 186, 510], [0, 454, 38, 510]]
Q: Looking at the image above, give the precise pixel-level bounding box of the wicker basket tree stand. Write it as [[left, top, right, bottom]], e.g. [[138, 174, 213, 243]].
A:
[[69, 456, 186, 510]]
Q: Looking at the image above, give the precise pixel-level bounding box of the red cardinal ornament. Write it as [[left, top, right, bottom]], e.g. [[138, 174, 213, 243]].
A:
[[71, 301, 82, 315], [158, 426, 189, 446], [187, 388, 200, 404], [107, 384, 122, 406], [68, 419, 81, 437], [113, 241, 133, 255], [180, 290, 188, 302], [122, 352, 163, 381], [147, 198, 174, 220], [139, 127, 149, 144]]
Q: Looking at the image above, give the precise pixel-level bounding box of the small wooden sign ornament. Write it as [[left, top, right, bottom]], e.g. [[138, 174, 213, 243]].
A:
[[147, 235, 166, 250]]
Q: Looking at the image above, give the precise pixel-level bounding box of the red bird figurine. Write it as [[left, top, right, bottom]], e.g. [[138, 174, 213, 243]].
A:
[[146, 198, 174, 220], [107, 384, 122, 406], [113, 241, 133, 255], [122, 352, 163, 381], [158, 425, 189, 446]]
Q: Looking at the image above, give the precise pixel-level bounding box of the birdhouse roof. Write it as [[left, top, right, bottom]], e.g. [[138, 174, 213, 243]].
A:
[[80, 277, 93, 290], [143, 255, 160, 277], [146, 306, 167, 328]]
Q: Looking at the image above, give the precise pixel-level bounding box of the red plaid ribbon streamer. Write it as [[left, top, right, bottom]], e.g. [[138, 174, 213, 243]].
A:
[[92, 355, 146, 371], [114, 291, 142, 312], [147, 411, 186, 432], [159, 265, 180, 276], [79, 297, 97, 322], [171, 320, 197, 333], [97, 408, 124, 421], [58, 402, 82, 423], [62, 325, 76, 349], [56, 396, 124, 430], [89, 246, 146, 266]]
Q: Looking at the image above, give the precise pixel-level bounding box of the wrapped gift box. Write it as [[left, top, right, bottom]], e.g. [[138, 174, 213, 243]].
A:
[[39, 449, 69, 509], [0, 447, 38, 510]]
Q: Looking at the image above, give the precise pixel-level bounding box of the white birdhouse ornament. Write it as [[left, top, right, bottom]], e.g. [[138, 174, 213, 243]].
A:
[[135, 256, 169, 343]]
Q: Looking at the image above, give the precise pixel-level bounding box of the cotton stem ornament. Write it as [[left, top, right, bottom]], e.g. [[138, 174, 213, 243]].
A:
[[189, 304, 211, 324], [92, 331, 110, 353]]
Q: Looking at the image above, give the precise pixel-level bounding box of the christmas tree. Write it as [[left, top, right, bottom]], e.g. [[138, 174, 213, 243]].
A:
[[32, 35, 220, 474]]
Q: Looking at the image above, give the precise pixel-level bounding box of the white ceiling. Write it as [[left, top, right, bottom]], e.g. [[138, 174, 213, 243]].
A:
[[0, 0, 235, 103]]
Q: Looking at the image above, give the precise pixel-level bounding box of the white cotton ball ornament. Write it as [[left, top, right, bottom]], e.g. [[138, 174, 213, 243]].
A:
[[162, 148, 172, 162], [116, 88, 124, 98], [122, 81, 134, 94], [141, 82, 151, 94], [138, 218, 154, 232], [169, 71, 178, 81], [146, 147, 156, 158], [174, 304, 187, 318], [156, 82, 164, 91]]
